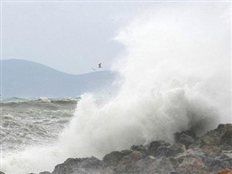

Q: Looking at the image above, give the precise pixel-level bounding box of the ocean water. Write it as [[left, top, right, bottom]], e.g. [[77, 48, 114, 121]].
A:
[[0, 98, 77, 153]]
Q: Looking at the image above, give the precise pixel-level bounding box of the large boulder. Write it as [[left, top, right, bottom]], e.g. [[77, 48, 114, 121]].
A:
[[103, 150, 132, 167], [204, 154, 232, 172], [197, 124, 232, 149], [39, 172, 51, 174], [147, 140, 185, 157], [111, 151, 144, 174], [166, 143, 185, 157], [175, 129, 197, 148], [35, 124, 231, 174], [131, 145, 147, 154], [148, 140, 170, 157], [52, 157, 103, 174], [118, 151, 143, 165], [176, 155, 208, 174], [122, 157, 175, 174], [201, 145, 222, 157]]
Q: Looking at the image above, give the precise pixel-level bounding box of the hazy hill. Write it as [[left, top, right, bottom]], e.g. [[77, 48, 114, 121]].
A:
[[1, 59, 116, 98]]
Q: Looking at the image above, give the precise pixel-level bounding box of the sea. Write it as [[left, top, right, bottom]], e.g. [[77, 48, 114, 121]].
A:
[[0, 97, 78, 154]]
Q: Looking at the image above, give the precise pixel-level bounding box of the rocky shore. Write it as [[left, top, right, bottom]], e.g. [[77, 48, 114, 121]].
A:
[[2, 124, 232, 174]]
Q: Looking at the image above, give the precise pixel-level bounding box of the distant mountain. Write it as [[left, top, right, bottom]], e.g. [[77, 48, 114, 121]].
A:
[[1, 59, 116, 98]]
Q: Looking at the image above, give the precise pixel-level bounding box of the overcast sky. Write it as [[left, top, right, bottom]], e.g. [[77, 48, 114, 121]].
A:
[[1, 1, 154, 74]]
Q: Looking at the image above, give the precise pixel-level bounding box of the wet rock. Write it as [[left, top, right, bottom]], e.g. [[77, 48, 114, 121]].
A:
[[201, 145, 222, 157], [136, 157, 175, 174], [119, 151, 143, 164], [148, 140, 184, 158], [176, 155, 208, 174], [131, 145, 147, 154], [52, 157, 103, 174], [39, 172, 51, 174], [103, 150, 132, 167], [155, 158, 176, 174], [175, 129, 196, 148], [206, 155, 232, 172], [148, 140, 170, 157], [36, 124, 231, 174], [166, 143, 185, 157], [221, 130, 232, 146], [114, 151, 144, 174], [198, 124, 232, 149], [169, 157, 179, 169]]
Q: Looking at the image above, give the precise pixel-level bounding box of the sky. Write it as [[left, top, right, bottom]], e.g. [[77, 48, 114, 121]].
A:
[[1, 1, 227, 74], [1, 1, 154, 74]]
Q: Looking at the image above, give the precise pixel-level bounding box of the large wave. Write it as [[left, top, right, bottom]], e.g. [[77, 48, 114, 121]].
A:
[[2, 3, 231, 174]]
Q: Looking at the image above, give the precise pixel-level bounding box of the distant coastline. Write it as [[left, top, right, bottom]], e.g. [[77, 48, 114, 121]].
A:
[[1, 59, 116, 98]]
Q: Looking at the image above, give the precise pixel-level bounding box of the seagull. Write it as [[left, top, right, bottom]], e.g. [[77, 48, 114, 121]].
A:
[[91, 63, 102, 72]]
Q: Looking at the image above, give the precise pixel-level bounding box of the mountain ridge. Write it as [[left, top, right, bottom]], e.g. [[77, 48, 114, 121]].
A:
[[1, 59, 116, 98]]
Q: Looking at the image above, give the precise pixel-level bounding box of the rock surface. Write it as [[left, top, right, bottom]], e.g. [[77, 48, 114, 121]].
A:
[[52, 157, 105, 174], [6, 124, 232, 174], [44, 124, 232, 174], [39, 172, 51, 174]]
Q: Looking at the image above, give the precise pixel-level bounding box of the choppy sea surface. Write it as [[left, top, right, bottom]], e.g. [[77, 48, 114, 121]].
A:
[[0, 97, 78, 153]]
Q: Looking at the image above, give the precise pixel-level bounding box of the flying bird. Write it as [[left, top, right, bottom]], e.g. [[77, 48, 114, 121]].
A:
[[91, 63, 102, 72]]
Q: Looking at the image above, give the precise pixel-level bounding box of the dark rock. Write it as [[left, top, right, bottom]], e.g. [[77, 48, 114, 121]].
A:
[[119, 151, 143, 165], [169, 157, 179, 169], [201, 145, 222, 157], [114, 151, 144, 174], [36, 124, 231, 174], [148, 140, 184, 158], [198, 124, 232, 149], [157, 158, 176, 174], [52, 157, 103, 174], [148, 140, 170, 157], [114, 154, 173, 174], [176, 155, 208, 174], [175, 129, 196, 148], [121, 150, 133, 156], [39, 172, 51, 174], [166, 143, 185, 157], [135, 157, 175, 174], [131, 145, 147, 154], [203, 155, 232, 171], [221, 130, 232, 146], [0, 171, 5, 174], [103, 150, 132, 167]]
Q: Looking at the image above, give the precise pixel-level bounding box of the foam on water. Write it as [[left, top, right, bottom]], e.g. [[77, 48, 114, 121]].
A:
[[1, 3, 231, 174], [0, 98, 76, 153]]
